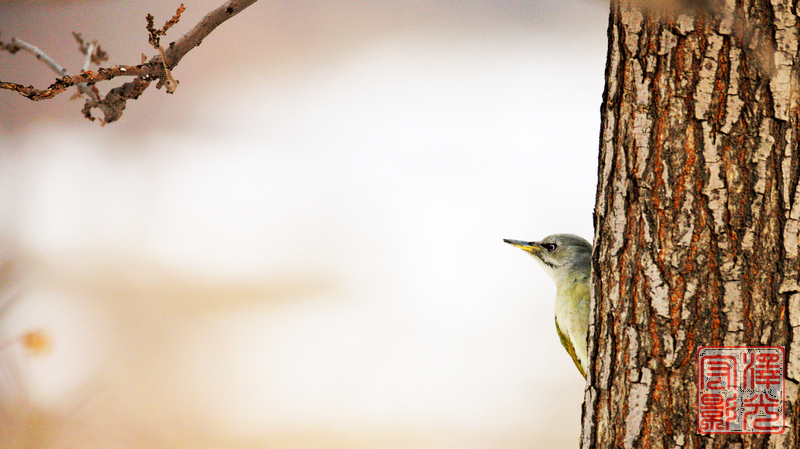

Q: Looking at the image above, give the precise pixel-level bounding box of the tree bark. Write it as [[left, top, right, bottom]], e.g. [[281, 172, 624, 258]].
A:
[[585, 0, 800, 447]]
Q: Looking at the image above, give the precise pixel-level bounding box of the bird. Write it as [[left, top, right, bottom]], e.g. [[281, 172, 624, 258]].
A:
[[504, 234, 591, 378]]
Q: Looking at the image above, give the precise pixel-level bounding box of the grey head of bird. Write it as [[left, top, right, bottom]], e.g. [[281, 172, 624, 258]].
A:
[[502, 233, 592, 286]]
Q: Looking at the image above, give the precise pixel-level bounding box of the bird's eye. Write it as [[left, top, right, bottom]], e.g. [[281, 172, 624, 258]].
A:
[[543, 243, 557, 252]]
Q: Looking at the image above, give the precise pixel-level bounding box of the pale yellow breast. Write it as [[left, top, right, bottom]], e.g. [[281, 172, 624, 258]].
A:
[[554, 279, 590, 376]]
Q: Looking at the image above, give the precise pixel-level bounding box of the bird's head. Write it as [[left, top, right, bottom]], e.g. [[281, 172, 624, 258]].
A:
[[503, 233, 592, 283]]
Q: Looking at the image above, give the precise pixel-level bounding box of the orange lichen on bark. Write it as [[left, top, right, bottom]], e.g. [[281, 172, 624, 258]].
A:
[[670, 275, 685, 329]]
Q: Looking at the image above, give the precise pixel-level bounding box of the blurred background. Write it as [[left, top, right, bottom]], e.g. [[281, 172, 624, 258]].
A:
[[0, 1, 606, 447]]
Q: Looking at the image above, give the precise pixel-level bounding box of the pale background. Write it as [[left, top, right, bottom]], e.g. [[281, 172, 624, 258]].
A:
[[0, 1, 606, 447]]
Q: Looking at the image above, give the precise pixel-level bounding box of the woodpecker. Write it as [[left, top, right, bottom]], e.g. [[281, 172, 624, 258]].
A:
[[504, 234, 591, 378]]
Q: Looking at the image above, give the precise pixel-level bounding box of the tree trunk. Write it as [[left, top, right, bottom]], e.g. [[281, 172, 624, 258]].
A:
[[584, 0, 800, 447]]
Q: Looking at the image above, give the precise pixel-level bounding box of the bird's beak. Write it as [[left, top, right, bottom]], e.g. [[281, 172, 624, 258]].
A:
[[503, 239, 540, 254]]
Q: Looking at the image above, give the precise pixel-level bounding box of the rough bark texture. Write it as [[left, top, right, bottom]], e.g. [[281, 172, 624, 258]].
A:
[[584, 0, 800, 447]]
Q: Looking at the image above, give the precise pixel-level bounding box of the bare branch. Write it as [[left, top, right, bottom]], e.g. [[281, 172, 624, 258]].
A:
[[82, 77, 151, 125], [156, 46, 179, 94], [7, 37, 69, 77], [3, 36, 100, 104], [146, 4, 186, 94], [81, 42, 95, 73], [147, 4, 186, 48], [0, 0, 260, 124], [74, 37, 103, 103], [162, 0, 258, 69], [0, 65, 149, 100], [73, 32, 108, 65]]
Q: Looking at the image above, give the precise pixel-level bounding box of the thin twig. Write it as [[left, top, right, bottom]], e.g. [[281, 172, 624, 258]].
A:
[[76, 42, 100, 102], [147, 4, 186, 48], [73, 31, 108, 65], [10, 37, 69, 77], [156, 46, 178, 93], [147, 4, 186, 93], [10, 36, 99, 103], [0, 64, 149, 100], [81, 42, 94, 72]]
